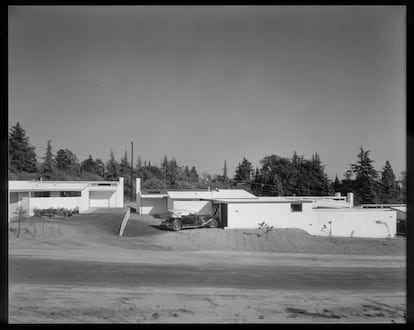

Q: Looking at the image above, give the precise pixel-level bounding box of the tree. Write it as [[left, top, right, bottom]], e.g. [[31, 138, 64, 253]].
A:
[[189, 166, 199, 183], [400, 171, 406, 203], [332, 175, 341, 193], [234, 157, 253, 183], [95, 159, 105, 178], [120, 151, 133, 200], [105, 150, 120, 181], [350, 147, 378, 204], [223, 160, 229, 184], [81, 155, 102, 177], [183, 165, 191, 181], [161, 155, 169, 181], [8, 122, 38, 173], [167, 158, 178, 186], [40, 140, 56, 179], [56, 148, 80, 175], [141, 178, 167, 190], [119, 151, 131, 177], [379, 161, 402, 203]]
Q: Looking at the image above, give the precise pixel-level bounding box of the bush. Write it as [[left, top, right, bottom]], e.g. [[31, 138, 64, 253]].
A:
[[32, 207, 78, 218]]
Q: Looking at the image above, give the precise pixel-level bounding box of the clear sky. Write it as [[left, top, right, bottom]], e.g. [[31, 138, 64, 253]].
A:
[[8, 5, 406, 180]]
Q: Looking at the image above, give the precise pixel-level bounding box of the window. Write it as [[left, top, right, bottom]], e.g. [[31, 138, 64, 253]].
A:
[[291, 203, 302, 212], [33, 191, 51, 197], [60, 191, 82, 197]]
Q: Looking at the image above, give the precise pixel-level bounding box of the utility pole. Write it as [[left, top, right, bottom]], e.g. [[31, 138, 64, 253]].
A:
[[131, 141, 134, 202]]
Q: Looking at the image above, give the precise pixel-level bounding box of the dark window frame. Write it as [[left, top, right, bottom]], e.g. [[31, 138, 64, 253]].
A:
[[291, 203, 302, 212], [60, 191, 82, 197], [33, 191, 51, 198]]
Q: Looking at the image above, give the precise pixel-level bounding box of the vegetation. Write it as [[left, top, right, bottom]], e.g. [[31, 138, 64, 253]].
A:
[[8, 122, 406, 204]]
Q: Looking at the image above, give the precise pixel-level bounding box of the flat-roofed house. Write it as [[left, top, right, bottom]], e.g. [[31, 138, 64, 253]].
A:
[[8, 178, 124, 221]]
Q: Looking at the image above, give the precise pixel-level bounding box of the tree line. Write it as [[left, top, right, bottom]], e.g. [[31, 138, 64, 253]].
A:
[[9, 122, 405, 205]]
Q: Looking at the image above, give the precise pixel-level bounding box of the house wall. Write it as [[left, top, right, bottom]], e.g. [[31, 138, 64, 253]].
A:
[[141, 198, 167, 215], [311, 209, 397, 238], [226, 202, 314, 230], [168, 199, 212, 214], [226, 201, 397, 238], [89, 191, 117, 208]]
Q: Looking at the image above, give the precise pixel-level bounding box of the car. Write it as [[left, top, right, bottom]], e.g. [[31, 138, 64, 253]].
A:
[[162, 209, 219, 231]]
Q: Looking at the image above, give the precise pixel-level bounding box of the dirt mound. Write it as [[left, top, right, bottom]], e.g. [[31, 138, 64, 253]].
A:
[[9, 213, 406, 256]]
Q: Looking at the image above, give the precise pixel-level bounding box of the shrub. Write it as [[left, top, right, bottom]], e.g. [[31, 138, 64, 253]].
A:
[[32, 207, 78, 218]]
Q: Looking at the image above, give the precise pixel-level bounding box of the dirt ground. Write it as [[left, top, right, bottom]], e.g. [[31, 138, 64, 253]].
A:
[[8, 211, 406, 323]]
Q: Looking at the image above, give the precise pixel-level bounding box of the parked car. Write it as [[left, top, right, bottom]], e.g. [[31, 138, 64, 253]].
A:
[[162, 209, 218, 231]]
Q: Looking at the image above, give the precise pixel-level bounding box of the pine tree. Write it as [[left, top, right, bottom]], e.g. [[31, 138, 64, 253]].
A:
[[223, 160, 228, 183], [120, 151, 130, 177], [234, 157, 253, 182], [184, 165, 191, 181], [190, 166, 199, 183], [105, 150, 120, 181], [167, 158, 178, 186], [161, 155, 169, 181], [379, 160, 401, 203], [40, 140, 56, 179], [8, 122, 38, 173], [350, 147, 379, 204]]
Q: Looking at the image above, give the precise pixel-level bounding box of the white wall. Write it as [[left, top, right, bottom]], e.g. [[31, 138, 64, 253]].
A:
[[168, 199, 212, 214], [226, 202, 397, 238], [141, 198, 167, 215], [89, 191, 115, 207], [311, 209, 397, 238], [226, 202, 314, 230]]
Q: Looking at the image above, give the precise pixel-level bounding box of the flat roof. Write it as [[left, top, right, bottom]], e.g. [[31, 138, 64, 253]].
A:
[[9, 181, 89, 192], [213, 197, 313, 204], [168, 189, 257, 200], [390, 206, 406, 213], [141, 194, 168, 198], [313, 208, 396, 212]]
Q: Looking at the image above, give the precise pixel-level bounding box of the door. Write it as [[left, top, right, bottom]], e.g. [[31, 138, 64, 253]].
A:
[[220, 203, 228, 228]]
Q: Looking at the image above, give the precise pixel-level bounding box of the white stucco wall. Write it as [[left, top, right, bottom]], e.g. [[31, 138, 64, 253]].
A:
[[168, 199, 212, 214], [226, 202, 314, 230], [141, 198, 167, 215], [89, 191, 116, 207], [311, 209, 397, 238], [225, 202, 397, 238]]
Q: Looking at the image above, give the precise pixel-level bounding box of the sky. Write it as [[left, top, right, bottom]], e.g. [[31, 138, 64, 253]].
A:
[[8, 5, 406, 180]]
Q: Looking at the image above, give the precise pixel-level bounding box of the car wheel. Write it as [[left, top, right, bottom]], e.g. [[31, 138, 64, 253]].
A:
[[208, 219, 218, 228], [172, 219, 182, 231]]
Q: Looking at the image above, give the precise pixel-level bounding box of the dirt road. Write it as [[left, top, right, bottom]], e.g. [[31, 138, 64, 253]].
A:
[[8, 212, 406, 323]]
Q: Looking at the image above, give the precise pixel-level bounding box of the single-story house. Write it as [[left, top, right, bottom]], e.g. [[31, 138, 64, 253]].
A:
[[8, 178, 124, 220], [134, 178, 397, 238], [135, 178, 256, 216]]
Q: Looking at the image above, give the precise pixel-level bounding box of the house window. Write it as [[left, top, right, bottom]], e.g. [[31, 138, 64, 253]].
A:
[[60, 191, 82, 197], [291, 203, 302, 212], [33, 191, 51, 197]]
